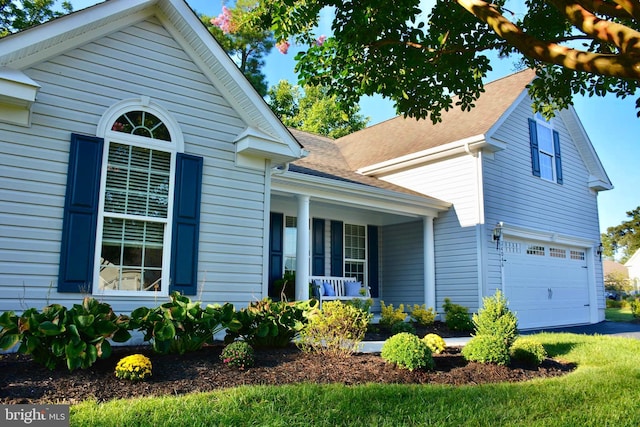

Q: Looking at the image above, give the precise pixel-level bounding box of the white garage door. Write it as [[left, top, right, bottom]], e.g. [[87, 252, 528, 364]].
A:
[[503, 240, 590, 329]]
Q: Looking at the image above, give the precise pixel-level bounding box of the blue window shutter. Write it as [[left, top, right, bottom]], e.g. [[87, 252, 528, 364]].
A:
[[58, 133, 104, 292], [367, 225, 379, 298], [528, 118, 541, 177], [312, 218, 325, 275], [553, 130, 563, 184], [330, 220, 343, 277], [268, 212, 284, 296], [170, 153, 203, 295]]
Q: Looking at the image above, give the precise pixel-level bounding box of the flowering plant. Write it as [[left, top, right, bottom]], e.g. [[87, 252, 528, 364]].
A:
[[220, 341, 255, 370], [115, 354, 153, 381]]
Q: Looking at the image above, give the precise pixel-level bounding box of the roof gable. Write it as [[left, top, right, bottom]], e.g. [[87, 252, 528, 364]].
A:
[[0, 0, 303, 163]]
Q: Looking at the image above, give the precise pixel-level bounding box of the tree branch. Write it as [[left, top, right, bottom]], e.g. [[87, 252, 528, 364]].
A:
[[610, 0, 640, 21], [456, 0, 640, 80], [575, 0, 636, 19]]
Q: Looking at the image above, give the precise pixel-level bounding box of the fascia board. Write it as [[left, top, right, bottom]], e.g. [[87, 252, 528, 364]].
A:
[[502, 223, 597, 247]]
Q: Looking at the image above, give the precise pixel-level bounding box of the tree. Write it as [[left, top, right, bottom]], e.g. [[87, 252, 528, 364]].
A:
[[602, 206, 640, 263], [604, 271, 632, 295], [202, 1, 275, 96], [1, 0, 72, 37], [244, 0, 640, 122], [267, 80, 369, 138]]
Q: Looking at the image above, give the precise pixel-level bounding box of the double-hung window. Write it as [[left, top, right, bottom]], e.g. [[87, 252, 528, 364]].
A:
[[283, 216, 297, 274], [528, 114, 563, 184], [344, 223, 366, 283]]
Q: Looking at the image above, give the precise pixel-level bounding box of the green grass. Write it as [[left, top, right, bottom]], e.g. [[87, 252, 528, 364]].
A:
[[70, 334, 640, 427], [605, 307, 634, 322]]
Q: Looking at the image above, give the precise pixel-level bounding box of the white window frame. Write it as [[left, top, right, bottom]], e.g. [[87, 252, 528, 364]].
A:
[[93, 98, 184, 296], [344, 223, 367, 284], [283, 215, 297, 274], [534, 113, 556, 182]]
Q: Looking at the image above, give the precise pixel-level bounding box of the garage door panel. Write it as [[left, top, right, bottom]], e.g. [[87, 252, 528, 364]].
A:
[[503, 240, 590, 329]]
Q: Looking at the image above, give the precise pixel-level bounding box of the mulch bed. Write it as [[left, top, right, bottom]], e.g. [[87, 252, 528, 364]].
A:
[[0, 323, 576, 405]]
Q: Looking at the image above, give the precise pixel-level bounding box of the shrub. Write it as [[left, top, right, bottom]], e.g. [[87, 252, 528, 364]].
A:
[[130, 292, 235, 355], [510, 338, 547, 366], [391, 322, 416, 335], [462, 334, 510, 366], [379, 301, 406, 328], [606, 299, 621, 308], [0, 297, 131, 371], [630, 298, 640, 318], [381, 332, 434, 371], [298, 301, 372, 356], [115, 354, 153, 381], [472, 290, 519, 347], [344, 297, 373, 314], [408, 304, 436, 326], [422, 333, 446, 354], [225, 298, 316, 348], [220, 341, 255, 370], [442, 298, 473, 332]]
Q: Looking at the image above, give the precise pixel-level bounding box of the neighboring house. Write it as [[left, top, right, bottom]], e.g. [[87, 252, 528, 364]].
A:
[[0, 0, 612, 330], [625, 250, 640, 294]]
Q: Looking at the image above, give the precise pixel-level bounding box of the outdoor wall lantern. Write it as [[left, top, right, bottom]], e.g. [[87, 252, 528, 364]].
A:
[[492, 222, 504, 250], [596, 242, 604, 261]]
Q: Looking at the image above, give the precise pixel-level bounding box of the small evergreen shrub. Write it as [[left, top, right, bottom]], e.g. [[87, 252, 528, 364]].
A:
[[442, 298, 473, 331], [606, 299, 621, 308], [298, 301, 372, 356], [379, 301, 406, 328], [344, 297, 373, 314], [391, 322, 416, 336], [381, 332, 434, 371], [220, 341, 255, 370], [510, 338, 547, 366], [115, 354, 153, 381], [462, 334, 510, 366], [472, 290, 519, 347], [630, 298, 640, 318], [422, 333, 446, 354], [408, 304, 436, 326]]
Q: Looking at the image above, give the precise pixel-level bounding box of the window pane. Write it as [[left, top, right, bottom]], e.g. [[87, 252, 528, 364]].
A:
[[284, 216, 297, 273], [111, 110, 171, 141], [537, 124, 553, 153], [539, 153, 553, 180]]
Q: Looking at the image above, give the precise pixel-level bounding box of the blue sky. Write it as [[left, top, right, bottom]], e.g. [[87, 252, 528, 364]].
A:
[[65, 0, 639, 232]]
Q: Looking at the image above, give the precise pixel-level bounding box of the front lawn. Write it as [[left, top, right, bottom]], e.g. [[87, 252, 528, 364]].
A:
[[606, 307, 635, 322], [71, 333, 640, 427]]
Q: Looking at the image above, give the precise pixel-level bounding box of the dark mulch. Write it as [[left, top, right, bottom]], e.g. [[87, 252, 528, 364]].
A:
[[0, 323, 575, 405]]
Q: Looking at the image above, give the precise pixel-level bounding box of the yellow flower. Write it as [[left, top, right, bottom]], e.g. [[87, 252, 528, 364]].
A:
[[115, 354, 153, 381]]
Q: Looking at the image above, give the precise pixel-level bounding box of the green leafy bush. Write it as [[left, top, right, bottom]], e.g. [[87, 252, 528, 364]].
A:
[[220, 341, 255, 370], [606, 299, 621, 308], [381, 332, 434, 371], [0, 297, 131, 371], [442, 298, 473, 331], [130, 292, 234, 355], [462, 334, 510, 366], [630, 298, 640, 318], [422, 333, 446, 354], [379, 301, 406, 328], [472, 290, 519, 347], [344, 297, 373, 313], [510, 338, 547, 366], [115, 354, 153, 381], [391, 321, 416, 335], [298, 301, 372, 356], [225, 298, 316, 348], [408, 304, 436, 326]]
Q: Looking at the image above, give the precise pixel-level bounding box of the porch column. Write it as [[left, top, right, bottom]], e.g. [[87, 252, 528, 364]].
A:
[[295, 194, 310, 300], [423, 216, 436, 310]]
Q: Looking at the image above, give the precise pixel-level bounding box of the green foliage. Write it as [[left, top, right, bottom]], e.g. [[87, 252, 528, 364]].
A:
[[225, 298, 316, 348], [379, 301, 406, 328], [390, 322, 416, 336], [408, 304, 436, 326], [2, 297, 130, 371], [442, 298, 473, 332], [114, 354, 153, 381], [472, 290, 519, 347], [630, 299, 640, 319], [220, 341, 255, 370], [272, 271, 295, 301], [247, 1, 640, 121], [130, 292, 234, 355], [267, 81, 369, 138], [381, 332, 434, 371], [462, 334, 510, 366], [510, 338, 547, 367], [298, 301, 372, 356], [343, 297, 373, 314], [1, 0, 72, 37], [422, 333, 446, 355], [602, 207, 640, 263], [604, 271, 633, 295]]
